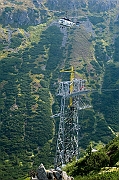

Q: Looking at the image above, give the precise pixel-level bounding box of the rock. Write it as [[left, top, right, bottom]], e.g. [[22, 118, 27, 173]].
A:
[[62, 171, 68, 180], [53, 170, 62, 180], [55, 167, 62, 174], [46, 170, 54, 180], [88, 0, 117, 12], [0, 8, 41, 27], [31, 164, 74, 180], [62, 171, 74, 180], [36, 163, 48, 180], [33, 0, 42, 8]]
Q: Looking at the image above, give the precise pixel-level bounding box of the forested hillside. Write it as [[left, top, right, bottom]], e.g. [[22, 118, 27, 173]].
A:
[[0, 0, 119, 179]]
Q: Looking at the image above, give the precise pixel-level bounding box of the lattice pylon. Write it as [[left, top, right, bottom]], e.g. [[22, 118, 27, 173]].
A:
[[55, 96, 80, 167], [55, 78, 90, 167]]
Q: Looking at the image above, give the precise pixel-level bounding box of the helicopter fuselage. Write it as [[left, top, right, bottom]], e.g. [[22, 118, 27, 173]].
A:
[[59, 18, 75, 27]]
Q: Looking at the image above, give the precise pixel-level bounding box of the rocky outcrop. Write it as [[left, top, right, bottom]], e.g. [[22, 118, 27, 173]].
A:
[[0, 7, 41, 27], [30, 163, 74, 180], [37, 164, 48, 180], [46, 0, 87, 11], [88, 0, 118, 12], [46, 0, 118, 12], [33, 0, 42, 8]]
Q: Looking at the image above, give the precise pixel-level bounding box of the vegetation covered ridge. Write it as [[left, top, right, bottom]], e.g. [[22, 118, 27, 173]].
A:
[[63, 136, 119, 180]]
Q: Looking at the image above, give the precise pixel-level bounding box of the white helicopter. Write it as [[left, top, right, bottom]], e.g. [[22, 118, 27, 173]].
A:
[[59, 17, 75, 27]]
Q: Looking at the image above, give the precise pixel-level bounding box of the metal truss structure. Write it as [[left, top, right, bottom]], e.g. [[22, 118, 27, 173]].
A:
[[55, 76, 90, 167]]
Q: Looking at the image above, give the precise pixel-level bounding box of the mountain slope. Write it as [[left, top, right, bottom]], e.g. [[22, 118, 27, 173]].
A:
[[63, 136, 119, 180], [0, 0, 119, 179]]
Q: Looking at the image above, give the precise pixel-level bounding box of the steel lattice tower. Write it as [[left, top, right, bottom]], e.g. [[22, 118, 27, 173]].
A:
[[54, 67, 90, 167]]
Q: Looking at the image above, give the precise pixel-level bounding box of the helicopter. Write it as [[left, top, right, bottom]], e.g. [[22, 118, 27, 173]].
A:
[[59, 17, 75, 27], [58, 9, 83, 28]]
